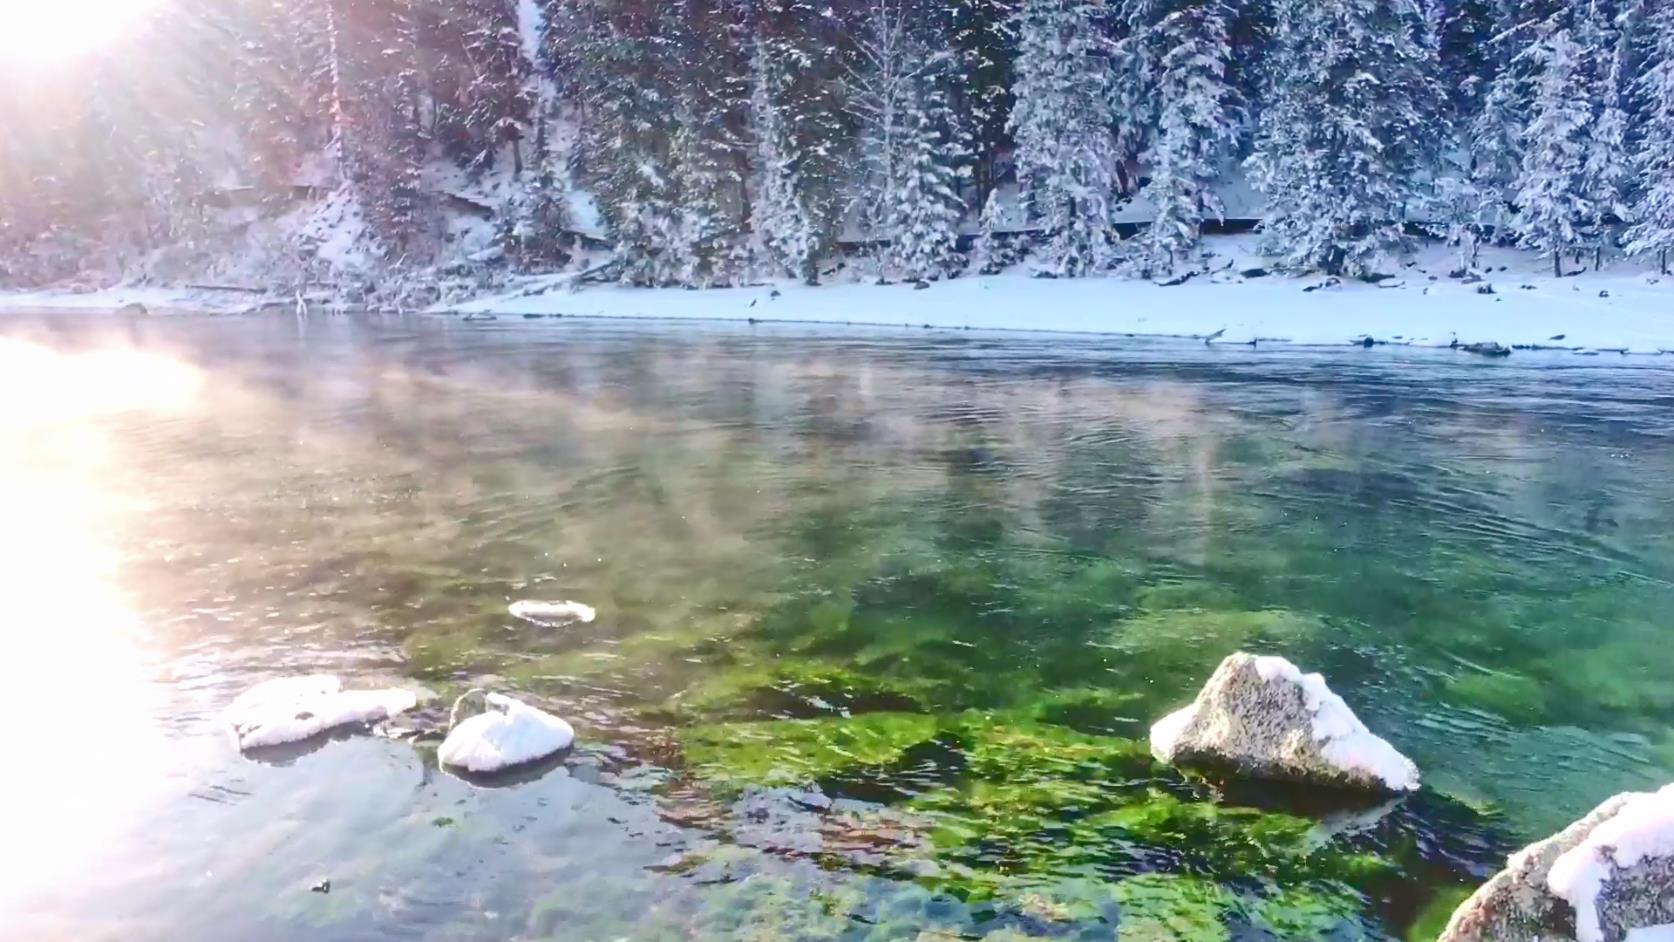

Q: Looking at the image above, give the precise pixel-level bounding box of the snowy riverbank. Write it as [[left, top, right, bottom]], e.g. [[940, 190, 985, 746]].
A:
[[440, 242, 1674, 353], [0, 284, 274, 317], [7, 240, 1674, 354]]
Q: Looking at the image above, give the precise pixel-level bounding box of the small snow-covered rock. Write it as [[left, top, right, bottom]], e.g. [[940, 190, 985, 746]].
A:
[[438, 690, 575, 774], [1149, 652, 1419, 793], [227, 675, 418, 751], [1440, 784, 1674, 942], [508, 599, 596, 627]]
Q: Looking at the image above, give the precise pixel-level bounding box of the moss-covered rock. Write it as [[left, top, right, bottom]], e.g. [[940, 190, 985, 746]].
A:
[[678, 712, 939, 792], [403, 629, 485, 679], [1027, 686, 1149, 735], [669, 658, 932, 722], [951, 715, 1158, 780], [1112, 874, 1236, 941], [688, 873, 859, 942], [1405, 885, 1476, 942], [1443, 671, 1549, 725], [1133, 580, 1245, 613], [1246, 881, 1379, 940], [1540, 639, 1674, 718]]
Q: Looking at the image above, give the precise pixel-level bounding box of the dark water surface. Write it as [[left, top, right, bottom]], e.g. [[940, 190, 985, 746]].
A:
[[4, 314, 1674, 941]]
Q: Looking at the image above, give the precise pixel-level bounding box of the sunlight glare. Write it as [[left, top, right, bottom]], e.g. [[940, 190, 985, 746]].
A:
[[0, 339, 199, 907], [0, 338, 203, 428], [0, 0, 166, 64]]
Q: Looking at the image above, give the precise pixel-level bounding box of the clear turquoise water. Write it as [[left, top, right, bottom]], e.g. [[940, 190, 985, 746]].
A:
[[3, 314, 1672, 941]]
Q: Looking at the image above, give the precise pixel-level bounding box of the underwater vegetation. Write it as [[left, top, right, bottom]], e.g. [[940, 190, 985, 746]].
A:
[[375, 446, 1674, 939], [340, 350, 1674, 941]]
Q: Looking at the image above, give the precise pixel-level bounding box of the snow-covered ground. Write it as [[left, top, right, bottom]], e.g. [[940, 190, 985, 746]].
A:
[[7, 236, 1673, 355], [0, 283, 274, 316], [441, 237, 1674, 353]]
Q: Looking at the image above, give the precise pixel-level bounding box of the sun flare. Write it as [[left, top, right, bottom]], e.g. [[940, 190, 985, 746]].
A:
[[0, 339, 202, 908], [0, 0, 165, 65]]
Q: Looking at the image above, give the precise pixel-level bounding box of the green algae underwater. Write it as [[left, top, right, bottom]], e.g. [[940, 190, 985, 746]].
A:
[[6, 316, 1674, 941]]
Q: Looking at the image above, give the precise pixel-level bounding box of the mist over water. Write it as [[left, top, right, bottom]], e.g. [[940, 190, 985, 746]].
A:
[[4, 313, 1674, 941]]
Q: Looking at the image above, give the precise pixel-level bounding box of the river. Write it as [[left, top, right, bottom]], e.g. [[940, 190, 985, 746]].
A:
[[3, 313, 1673, 941]]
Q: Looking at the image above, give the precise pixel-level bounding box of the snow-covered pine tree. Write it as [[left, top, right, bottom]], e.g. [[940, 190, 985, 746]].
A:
[[1467, 54, 1528, 242], [1627, 1, 1674, 273], [1577, 0, 1632, 267], [9, 0, 1669, 291], [969, 188, 1016, 273], [888, 95, 967, 281], [1427, 171, 1486, 268], [667, 0, 752, 288], [1109, 1, 1156, 195], [1132, 0, 1242, 275], [756, 0, 855, 264], [612, 164, 683, 286], [670, 119, 750, 287], [1221, 0, 1270, 124], [845, 0, 911, 278], [1511, 26, 1592, 277], [503, 114, 574, 270], [846, 0, 967, 283], [552, 0, 686, 284], [1436, 0, 1503, 118], [748, 36, 823, 283], [1247, 0, 1443, 276], [943, 0, 1018, 208], [79, 66, 189, 254], [1428, 0, 1508, 270], [1009, 0, 1124, 276], [334, 0, 430, 260], [64, 11, 231, 263], [1469, 0, 1584, 243], [425, 0, 532, 175], [1, 85, 124, 281], [212, 0, 336, 189]]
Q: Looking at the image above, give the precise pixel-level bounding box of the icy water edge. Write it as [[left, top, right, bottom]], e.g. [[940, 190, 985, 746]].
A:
[[4, 313, 1674, 941]]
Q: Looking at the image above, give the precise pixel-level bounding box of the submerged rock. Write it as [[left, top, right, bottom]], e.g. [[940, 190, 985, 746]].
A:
[[1460, 341, 1513, 358], [226, 675, 418, 751], [1440, 784, 1674, 942], [1149, 652, 1419, 793], [378, 691, 450, 743], [509, 599, 597, 627], [438, 689, 575, 774]]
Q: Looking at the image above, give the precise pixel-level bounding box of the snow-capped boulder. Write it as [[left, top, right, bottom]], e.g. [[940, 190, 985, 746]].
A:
[[1149, 652, 1419, 793], [508, 599, 596, 627], [1439, 784, 1674, 942], [227, 675, 418, 751], [438, 690, 575, 775]]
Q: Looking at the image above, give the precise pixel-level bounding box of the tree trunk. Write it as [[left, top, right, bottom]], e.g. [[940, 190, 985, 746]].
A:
[[1662, 249, 1669, 276], [733, 147, 751, 238], [1324, 246, 1345, 277], [1552, 248, 1561, 278]]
